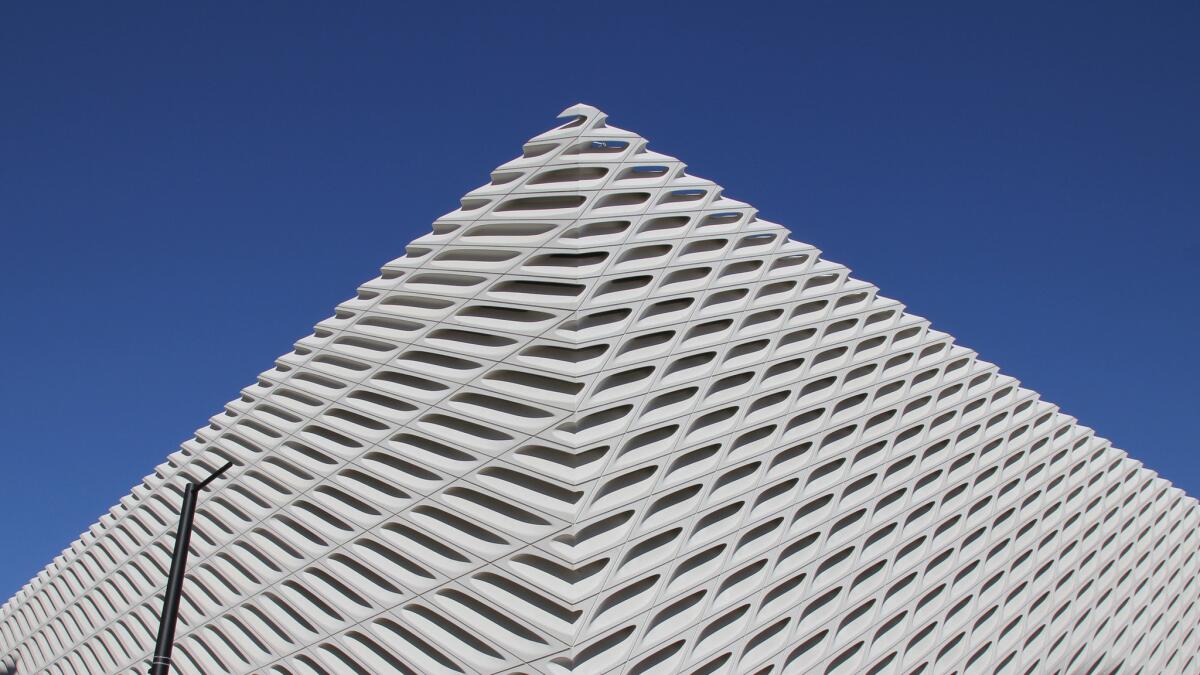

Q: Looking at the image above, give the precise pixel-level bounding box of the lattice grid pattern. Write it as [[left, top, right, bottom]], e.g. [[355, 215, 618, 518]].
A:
[[2, 104, 1199, 675]]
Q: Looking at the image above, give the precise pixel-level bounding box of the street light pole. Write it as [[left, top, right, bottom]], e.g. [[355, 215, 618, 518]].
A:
[[149, 461, 233, 675]]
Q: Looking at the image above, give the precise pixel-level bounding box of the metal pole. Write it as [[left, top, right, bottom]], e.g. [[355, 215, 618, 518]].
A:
[[149, 461, 232, 675]]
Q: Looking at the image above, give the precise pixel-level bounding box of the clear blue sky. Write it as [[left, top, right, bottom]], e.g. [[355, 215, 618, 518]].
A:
[[1, 2, 1197, 600]]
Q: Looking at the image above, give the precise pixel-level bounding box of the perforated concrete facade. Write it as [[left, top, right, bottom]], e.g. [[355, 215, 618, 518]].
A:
[[2, 104, 1199, 675]]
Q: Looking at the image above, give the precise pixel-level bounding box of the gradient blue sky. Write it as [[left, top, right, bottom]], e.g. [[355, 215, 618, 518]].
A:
[[1, 2, 1197, 600]]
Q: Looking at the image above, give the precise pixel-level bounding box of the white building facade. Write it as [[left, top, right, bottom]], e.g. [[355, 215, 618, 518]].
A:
[[2, 105, 1198, 674]]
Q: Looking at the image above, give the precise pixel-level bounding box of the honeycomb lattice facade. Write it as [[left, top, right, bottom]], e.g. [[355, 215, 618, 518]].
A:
[[2, 104, 1199, 675]]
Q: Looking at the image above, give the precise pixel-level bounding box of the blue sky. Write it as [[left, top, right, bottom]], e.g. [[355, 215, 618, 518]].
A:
[[1, 1, 1197, 600]]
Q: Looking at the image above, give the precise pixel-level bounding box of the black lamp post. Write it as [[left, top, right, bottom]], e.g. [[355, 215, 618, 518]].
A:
[[149, 461, 233, 675]]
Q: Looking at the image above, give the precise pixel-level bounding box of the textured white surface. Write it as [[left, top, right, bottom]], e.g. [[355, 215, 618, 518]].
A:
[[2, 104, 1199, 675]]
